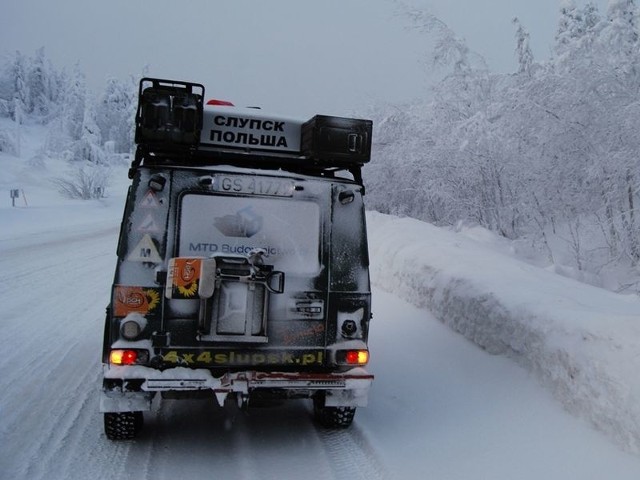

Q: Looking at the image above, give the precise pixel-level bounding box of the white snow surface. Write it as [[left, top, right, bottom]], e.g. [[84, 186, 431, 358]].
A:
[[367, 211, 640, 456], [2, 126, 640, 478]]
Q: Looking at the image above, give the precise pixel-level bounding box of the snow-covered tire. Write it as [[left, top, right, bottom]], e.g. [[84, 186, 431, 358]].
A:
[[313, 396, 356, 428], [104, 411, 143, 440]]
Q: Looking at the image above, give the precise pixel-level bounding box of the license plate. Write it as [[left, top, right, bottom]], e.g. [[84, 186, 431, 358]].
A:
[[214, 175, 295, 197]]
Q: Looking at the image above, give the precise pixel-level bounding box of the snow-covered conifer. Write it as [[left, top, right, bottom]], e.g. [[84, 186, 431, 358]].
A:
[[513, 18, 534, 75], [96, 76, 137, 154], [61, 65, 86, 144], [27, 47, 50, 121], [9, 51, 30, 122], [70, 97, 106, 164]]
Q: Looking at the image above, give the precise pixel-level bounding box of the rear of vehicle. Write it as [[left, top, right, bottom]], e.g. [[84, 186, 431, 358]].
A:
[[100, 79, 374, 440]]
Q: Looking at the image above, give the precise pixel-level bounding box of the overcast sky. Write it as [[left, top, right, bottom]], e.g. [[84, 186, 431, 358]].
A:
[[1, 0, 609, 117]]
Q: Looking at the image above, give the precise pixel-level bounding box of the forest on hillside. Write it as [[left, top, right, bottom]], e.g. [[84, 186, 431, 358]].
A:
[[1, 0, 639, 292], [0, 48, 138, 163], [367, 0, 640, 291]]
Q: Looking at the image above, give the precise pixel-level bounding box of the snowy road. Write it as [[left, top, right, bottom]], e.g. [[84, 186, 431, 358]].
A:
[[2, 221, 640, 479]]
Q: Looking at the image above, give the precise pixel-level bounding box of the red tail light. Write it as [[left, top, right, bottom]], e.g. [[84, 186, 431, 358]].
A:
[[109, 349, 138, 365], [345, 350, 369, 365]]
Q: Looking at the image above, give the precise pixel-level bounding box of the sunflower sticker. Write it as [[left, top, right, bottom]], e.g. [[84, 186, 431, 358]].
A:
[[165, 257, 218, 299], [114, 286, 161, 317]]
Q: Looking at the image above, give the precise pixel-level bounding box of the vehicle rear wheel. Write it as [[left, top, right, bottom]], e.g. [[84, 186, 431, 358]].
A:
[[104, 411, 143, 440], [313, 395, 356, 428]]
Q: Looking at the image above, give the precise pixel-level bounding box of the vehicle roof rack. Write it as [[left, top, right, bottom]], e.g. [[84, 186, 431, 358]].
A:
[[130, 78, 372, 183]]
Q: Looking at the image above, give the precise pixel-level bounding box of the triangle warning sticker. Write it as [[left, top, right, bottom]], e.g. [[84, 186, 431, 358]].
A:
[[127, 234, 163, 263], [136, 213, 161, 233], [139, 191, 160, 208]]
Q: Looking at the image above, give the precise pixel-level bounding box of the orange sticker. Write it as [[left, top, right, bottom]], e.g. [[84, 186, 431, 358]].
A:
[[114, 286, 160, 317], [168, 258, 201, 298]]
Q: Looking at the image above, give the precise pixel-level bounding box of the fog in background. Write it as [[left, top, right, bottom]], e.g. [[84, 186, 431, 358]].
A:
[[0, 0, 607, 116]]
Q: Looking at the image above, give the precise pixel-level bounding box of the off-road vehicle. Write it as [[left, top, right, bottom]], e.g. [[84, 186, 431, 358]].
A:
[[100, 78, 373, 440]]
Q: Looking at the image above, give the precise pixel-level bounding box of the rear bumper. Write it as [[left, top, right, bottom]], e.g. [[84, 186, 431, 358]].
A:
[[100, 365, 373, 412]]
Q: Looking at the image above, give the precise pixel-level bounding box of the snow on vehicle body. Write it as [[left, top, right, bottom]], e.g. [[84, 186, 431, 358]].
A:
[[101, 78, 374, 440]]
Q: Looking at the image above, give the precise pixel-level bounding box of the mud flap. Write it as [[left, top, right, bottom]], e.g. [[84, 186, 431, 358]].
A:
[[324, 387, 370, 408], [100, 390, 154, 413]]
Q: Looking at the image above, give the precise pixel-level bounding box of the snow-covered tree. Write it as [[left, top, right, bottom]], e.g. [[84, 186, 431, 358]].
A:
[[513, 18, 534, 75], [95, 76, 137, 153], [0, 127, 18, 155], [368, 0, 640, 281], [604, 0, 639, 51], [27, 47, 49, 120], [70, 97, 106, 164], [61, 64, 86, 144], [0, 48, 66, 125], [9, 51, 30, 122], [556, 0, 584, 53], [43, 63, 88, 158]]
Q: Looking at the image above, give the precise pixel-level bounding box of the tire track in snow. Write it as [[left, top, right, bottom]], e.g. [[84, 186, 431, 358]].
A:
[[125, 398, 267, 479], [8, 315, 111, 480], [22, 368, 100, 480], [0, 225, 119, 258], [0, 260, 111, 446], [104, 397, 380, 480], [316, 422, 392, 480], [0, 226, 120, 480], [0, 232, 115, 347]]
